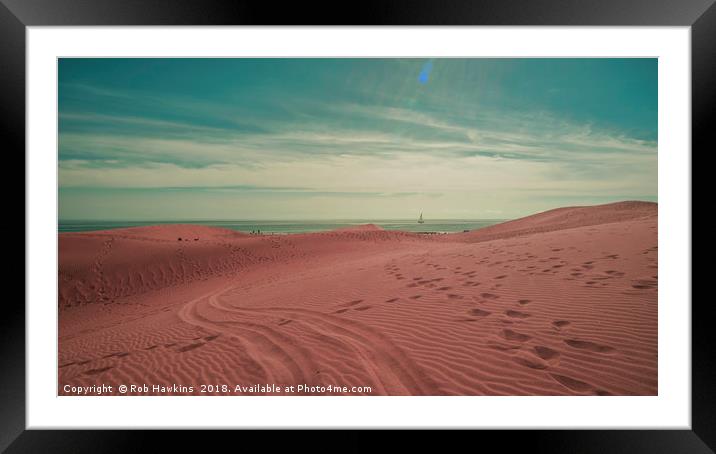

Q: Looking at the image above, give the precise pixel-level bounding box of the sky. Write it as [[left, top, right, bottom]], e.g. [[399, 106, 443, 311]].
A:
[[58, 58, 657, 221]]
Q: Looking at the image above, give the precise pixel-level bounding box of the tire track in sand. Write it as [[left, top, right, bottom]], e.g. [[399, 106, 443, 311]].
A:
[[177, 284, 316, 387], [178, 284, 438, 395]]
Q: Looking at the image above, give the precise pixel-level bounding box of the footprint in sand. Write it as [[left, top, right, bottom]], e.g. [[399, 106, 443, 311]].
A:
[[505, 310, 531, 318], [501, 329, 532, 342], [533, 345, 560, 361], [386, 297, 399, 303], [481, 293, 500, 300], [564, 339, 615, 353], [512, 351, 549, 370], [518, 299, 531, 305], [468, 308, 491, 317], [550, 373, 593, 393], [631, 279, 657, 290], [552, 320, 571, 329], [354, 305, 372, 311]]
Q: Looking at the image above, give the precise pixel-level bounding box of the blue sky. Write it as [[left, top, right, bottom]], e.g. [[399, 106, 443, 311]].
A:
[[59, 58, 657, 220]]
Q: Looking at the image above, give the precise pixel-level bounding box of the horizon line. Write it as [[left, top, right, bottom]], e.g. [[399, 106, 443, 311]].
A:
[[58, 218, 510, 223]]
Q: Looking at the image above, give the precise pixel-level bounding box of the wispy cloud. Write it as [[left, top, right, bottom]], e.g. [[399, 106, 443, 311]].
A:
[[60, 101, 656, 178], [58, 59, 657, 219]]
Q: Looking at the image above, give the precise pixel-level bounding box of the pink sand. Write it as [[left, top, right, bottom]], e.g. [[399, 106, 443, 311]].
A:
[[58, 201, 657, 395]]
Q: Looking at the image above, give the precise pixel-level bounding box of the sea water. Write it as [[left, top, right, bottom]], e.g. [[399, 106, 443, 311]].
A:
[[58, 219, 505, 234]]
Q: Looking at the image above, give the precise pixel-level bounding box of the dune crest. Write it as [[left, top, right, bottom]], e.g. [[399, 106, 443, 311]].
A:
[[331, 223, 384, 232], [80, 224, 248, 241], [458, 201, 656, 242]]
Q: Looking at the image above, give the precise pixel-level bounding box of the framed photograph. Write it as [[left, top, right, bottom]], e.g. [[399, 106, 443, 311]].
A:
[[6, 0, 707, 451]]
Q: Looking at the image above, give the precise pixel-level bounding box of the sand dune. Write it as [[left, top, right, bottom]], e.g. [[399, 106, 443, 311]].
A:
[[331, 223, 384, 232], [456, 200, 656, 243], [58, 202, 657, 396]]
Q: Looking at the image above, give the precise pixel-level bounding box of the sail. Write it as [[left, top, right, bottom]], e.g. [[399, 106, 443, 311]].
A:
[[418, 212, 424, 224]]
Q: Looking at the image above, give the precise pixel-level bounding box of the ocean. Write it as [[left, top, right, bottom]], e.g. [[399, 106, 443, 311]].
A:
[[58, 219, 505, 234]]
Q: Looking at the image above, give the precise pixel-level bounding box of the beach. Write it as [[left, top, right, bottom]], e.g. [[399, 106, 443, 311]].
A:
[[58, 201, 657, 396]]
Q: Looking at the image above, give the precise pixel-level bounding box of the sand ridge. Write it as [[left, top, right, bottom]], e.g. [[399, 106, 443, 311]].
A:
[[58, 201, 657, 395]]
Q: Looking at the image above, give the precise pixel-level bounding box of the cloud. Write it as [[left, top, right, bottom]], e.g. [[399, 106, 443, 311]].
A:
[[60, 102, 655, 162], [58, 75, 656, 219]]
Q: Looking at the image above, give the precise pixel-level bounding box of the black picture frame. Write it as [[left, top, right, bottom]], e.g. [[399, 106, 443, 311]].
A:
[[3, 0, 707, 451]]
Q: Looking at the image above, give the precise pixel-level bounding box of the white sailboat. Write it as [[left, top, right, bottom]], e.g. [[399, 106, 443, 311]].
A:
[[418, 212, 424, 224]]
